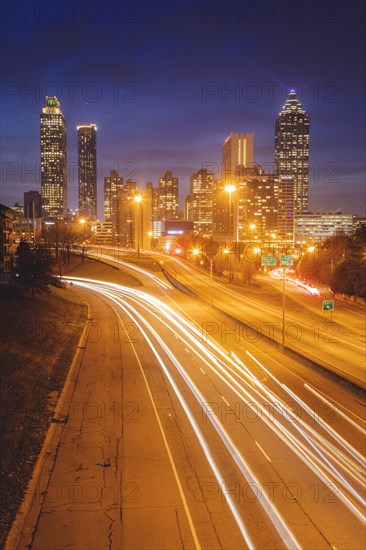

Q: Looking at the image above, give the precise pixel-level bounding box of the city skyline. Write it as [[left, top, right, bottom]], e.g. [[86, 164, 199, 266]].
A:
[[1, 1, 365, 218]]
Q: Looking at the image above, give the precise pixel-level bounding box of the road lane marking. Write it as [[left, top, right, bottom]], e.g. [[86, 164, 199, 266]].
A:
[[255, 441, 271, 462], [200, 368, 206, 374], [304, 384, 366, 433], [221, 395, 230, 407], [110, 303, 201, 550]]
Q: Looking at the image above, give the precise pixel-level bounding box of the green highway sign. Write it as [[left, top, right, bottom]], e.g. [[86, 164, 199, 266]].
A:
[[261, 255, 277, 266], [322, 300, 334, 311], [280, 255, 294, 266], [203, 242, 219, 259]]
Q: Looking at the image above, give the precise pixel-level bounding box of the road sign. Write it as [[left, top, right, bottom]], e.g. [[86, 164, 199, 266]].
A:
[[322, 300, 334, 311], [280, 255, 294, 266], [203, 242, 219, 259], [261, 255, 277, 266]]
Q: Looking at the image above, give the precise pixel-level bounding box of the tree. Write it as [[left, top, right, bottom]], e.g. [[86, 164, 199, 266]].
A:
[[15, 241, 56, 299], [330, 261, 354, 296]]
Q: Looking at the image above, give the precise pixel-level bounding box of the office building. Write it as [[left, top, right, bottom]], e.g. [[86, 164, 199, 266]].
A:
[[104, 169, 124, 241], [24, 190, 42, 219], [158, 171, 179, 220], [222, 132, 254, 182], [295, 212, 354, 241], [40, 96, 67, 219], [275, 90, 309, 214], [187, 168, 214, 235], [78, 124, 97, 220]]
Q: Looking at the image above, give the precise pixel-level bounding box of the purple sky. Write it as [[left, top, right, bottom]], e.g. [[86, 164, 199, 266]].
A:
[[1, 0, 365, 218]]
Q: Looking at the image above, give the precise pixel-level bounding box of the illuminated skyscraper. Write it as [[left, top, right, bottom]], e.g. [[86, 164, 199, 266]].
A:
[[187, 168, 214, 235], [78, 124, 97, 220], [40, 97, 67, 219], [158, 171, 179, 220], [222, 132, 254, 181], [104, 169, 123, 241], [275, 90, 309, 214]]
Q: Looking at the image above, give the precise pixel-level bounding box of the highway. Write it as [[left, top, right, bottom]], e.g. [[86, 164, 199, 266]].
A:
[[65, 273, 365, 549], [88, 247, 365, 387]]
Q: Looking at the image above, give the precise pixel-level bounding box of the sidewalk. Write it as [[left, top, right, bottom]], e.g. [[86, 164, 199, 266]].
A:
[[6, 289, 124, 549]]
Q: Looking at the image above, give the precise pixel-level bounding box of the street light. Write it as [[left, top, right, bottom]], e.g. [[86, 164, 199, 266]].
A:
[[80, 218, 86, 262], [134, 195, 142, 258], [225, 185, 235, 243], [250, 224, 256, 241]]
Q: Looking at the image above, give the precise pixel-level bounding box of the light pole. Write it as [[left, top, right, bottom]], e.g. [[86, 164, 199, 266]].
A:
[[134, 195, 142, 258], [80, 218, 86, 262], [250, 223, 256, 242]]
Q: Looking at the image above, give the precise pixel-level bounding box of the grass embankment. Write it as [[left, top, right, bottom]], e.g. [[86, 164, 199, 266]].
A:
[[0, 284, 87, 546]]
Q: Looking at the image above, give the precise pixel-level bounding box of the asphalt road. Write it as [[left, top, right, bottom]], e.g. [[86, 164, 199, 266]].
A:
[[135, 250, 365, 388], [10, 256, 365, 550]]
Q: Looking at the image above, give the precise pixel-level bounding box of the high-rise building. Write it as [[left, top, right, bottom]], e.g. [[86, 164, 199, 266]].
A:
[[40, 97, 67, 219], [275, 90, 309, 214], [222, 133, 254, 182], [212, 179, 232, 240], [117, 180, 137, 246], [24, 190, 42, 219], [158, 171, 179, 220], [78, 124, 97, 220], [213, 166, 294, 242], [187, 168, 214, 235], [277, 176, 295, 241], [104, 169, 124, 241]]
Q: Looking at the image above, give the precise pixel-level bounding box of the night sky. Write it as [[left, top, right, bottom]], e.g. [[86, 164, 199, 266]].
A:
[[1, 0, 365, 219]]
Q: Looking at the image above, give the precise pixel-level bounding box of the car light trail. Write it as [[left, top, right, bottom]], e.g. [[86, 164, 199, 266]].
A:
[[65, 277, 366, 544]]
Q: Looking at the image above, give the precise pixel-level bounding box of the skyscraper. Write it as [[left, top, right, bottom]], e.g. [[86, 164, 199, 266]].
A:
[[158, 171, 179, 220], [78, 124, 97, 220], [187, 168, 214, 235], [40, 97, 67, 219], [24, 190, 42, 219], [222, 133, 254, 181], [104, 169, 124, 241], [275, 90, 309, 214]]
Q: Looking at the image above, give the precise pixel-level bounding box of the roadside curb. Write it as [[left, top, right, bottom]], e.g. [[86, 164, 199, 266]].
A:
[[5, 289, 91, 550]]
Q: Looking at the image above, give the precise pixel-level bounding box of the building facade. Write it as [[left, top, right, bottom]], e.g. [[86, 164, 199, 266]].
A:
[[158, 171, 179, 220], [275, 90, 309, 214], [0, 204, 16, 273], [24, 190, 42, 219], [222, 132, 254, 182], [295, 212, 355, 241], [104, 169, 124, 241], [187, 168, 214, 235], [78, 124, 97, 220], [40, 96, 67, 219]]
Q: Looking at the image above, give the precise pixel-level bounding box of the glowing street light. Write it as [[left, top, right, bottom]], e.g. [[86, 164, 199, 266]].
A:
[[250, 223, 256, 241]]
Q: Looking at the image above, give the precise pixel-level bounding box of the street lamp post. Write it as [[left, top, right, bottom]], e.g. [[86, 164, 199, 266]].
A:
[[80, 218, 86, 262], [134, 195, 142, 258], [250, 223, 256, 242]]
